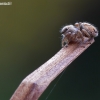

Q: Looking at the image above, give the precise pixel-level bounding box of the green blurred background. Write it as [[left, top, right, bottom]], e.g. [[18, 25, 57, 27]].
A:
[[0, 0, 100, 100]]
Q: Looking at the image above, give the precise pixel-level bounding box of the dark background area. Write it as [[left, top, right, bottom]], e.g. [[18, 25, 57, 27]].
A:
[[0, 0, 100, 100]]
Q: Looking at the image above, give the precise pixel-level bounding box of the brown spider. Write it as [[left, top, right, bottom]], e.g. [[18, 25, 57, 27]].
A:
[[60, 22, 98, 47]]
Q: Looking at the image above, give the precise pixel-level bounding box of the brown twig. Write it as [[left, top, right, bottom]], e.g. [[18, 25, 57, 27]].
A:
[[10, 39, 94, 100]]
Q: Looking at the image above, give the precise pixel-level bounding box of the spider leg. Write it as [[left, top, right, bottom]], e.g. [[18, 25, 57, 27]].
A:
[[62, 37, 69, 47], [82, 29, 91, 37], [85, 37, 94, 44], [76, 30, 87, 48], [82, 29, 93, 44], [74, 23, 80, 29], [78, 22, 83, 30], [79, 22, 93, 43], [77, 30, 84, 42], [79, 22, 91, 37]]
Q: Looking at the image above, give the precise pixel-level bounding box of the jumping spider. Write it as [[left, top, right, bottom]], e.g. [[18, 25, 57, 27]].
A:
[[60, 22, 98, 47]]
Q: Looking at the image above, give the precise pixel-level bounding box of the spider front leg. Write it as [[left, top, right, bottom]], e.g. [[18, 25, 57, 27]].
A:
[[62, 37, 69, 47]]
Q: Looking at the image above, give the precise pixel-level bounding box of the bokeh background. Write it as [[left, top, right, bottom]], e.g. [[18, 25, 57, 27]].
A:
[[0, 0, 100, 100]]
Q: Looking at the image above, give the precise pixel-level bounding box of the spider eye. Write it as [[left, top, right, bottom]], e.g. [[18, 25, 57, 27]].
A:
[[64, 28, 68, 32], [62, 28, 68, 33]]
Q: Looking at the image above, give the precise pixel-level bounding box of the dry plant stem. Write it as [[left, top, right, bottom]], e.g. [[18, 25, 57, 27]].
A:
[[10, 39, 94, 100]]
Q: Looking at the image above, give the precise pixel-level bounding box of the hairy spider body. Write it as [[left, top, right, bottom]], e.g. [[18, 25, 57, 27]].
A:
[[60, 22, 98, 47]]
